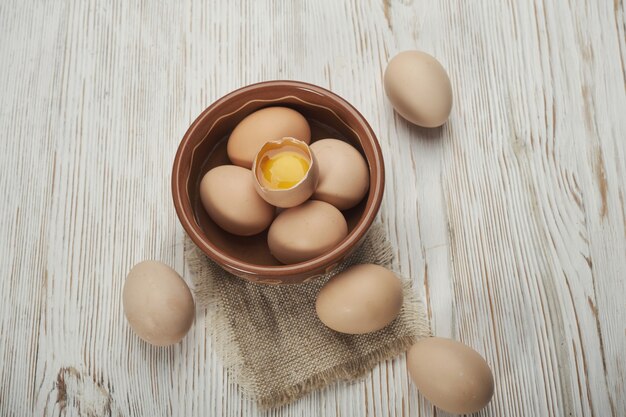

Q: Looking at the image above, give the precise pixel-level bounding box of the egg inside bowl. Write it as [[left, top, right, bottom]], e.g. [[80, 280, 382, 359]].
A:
[[172, 81, 384, 284]]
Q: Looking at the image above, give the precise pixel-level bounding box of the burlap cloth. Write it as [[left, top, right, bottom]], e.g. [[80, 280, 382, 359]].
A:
[[185, 223, 430, 409]]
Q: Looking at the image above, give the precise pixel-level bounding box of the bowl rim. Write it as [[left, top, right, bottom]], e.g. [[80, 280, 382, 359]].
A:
[[172, 80, 384, 279]]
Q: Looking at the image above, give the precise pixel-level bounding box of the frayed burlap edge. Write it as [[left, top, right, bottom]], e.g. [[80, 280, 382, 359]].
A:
[[260, 336, 417, 408], [185, 240, 257, 394], [257, 278, 430, 409], [185, 223, 431, 409]]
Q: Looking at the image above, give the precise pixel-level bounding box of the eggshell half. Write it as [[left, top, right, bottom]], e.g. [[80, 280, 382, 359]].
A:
[[315, 264, 403, 334], [384, 51, 453, 127], [406, 337, 494, 414], [252, 137, 319, 208], [227, 107, 311, 168], [267, 200, 347, 264], [123, 260, 194, 346]]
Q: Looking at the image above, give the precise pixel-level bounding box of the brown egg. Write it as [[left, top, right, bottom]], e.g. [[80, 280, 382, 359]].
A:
[[199, 165, 275, 236], [384, 51, 453, 127], [123, 261, 194, 346], [252, 137, 319, 208], [315, 264, 403, 334], [227, 107, 311, 169], [406, 337, 494, 414], [267, 200, 347, 264], [310, 139, 369, 210]]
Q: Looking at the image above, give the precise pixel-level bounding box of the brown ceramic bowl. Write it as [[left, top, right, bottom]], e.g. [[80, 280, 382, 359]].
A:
[[172, 80, 384, 284]]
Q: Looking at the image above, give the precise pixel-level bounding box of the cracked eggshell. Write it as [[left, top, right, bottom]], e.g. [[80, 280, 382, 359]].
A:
[[315, 264, 403, 334], [123, 260, 195, 346], [384, 51, 453, 128], [227, 107, 311, 169], [252, 137, 319, 208], [406, 337, 495, 414], [267, 200, 347, 264]]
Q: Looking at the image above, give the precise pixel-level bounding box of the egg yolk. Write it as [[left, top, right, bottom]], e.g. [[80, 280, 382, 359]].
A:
[[261, 151, 310, 189]]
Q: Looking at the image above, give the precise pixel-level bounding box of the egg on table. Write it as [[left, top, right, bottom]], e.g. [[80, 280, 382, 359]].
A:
[[227, 106, 311, 169], [406, 337, 495, 414], [315, 264, 403, 334], [252, 137, 319, 208], [310, 138, 369, 210], [384, 50, 453, 127], [267, 200, 348, 264], [199, 165, 275, 236], [123, 260, 195, 346]]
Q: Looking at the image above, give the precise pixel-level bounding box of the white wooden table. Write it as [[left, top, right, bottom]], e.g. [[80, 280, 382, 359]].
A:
[[1, 1, 625, 416]]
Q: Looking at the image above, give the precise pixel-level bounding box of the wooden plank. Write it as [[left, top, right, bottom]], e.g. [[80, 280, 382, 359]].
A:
[[0, 1, 623, 416]]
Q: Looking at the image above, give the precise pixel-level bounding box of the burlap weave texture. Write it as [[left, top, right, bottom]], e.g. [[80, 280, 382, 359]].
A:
[[186, 223, 430, 409]]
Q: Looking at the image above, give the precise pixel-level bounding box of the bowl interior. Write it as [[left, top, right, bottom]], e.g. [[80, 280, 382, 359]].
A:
[[188, 100, 368, 266]]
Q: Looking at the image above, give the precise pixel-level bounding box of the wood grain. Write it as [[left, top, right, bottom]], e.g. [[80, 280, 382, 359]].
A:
[[0, 0, 624, 416]]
